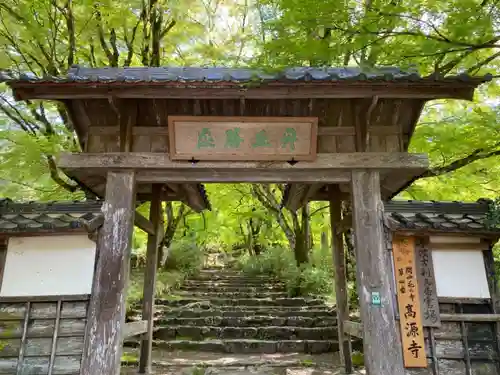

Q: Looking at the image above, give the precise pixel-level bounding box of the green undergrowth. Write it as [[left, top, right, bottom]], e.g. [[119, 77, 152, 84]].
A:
[[127, 269, 186, 311], [163, 241, 205, 274], [237, 246, 335, 298], [127, 241, 205, 311], [494, 243, 500, 291]]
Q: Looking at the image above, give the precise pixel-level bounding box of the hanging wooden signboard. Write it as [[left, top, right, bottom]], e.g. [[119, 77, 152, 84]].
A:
[[168, 116, 318, 161], [393, 236, 427, 368], [415, 242, 441, 327]]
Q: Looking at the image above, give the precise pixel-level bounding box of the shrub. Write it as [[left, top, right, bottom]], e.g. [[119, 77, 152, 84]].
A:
[[163, 241, 205, 275], [299, 265, 333, 296], [237, 246, 335, 297], [126, 269, 186, 312], [127, 242, 205, 313]]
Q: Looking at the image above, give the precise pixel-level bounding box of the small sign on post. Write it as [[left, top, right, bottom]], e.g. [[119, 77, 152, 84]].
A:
[[371, 291, 381, 306], [393, 236, 427, 368], [168, 116, 318, 161]]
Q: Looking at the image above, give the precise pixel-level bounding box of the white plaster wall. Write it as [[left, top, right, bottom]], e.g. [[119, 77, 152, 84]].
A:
[[432, 249, 490, 299], [1, 235, 96, 297]]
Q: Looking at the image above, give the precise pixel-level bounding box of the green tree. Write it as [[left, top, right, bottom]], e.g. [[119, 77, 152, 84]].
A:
[[251, 0, 500, 268], [1, 0, 500, 269], [0, 0, 253, 198]]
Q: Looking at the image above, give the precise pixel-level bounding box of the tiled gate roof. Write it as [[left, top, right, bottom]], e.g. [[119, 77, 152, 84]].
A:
[[384, 199, 500, 235], [0, 199, 102, 234]]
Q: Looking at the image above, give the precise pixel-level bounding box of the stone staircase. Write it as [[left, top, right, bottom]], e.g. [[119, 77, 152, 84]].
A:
[[124, 268, 355, 374]]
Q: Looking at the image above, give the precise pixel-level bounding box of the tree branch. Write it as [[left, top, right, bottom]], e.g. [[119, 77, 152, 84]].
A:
[[0, 4, 25, 22], [160, 19, 177, 39], [124, 18, 142, 66], [330, 20, 500, 52], [310, 205, 329, 217], [109, 28, 120, 66], [94, 4, 117, 66], [46, 155, 79, 192], [467, 50, 500, 74], [420, 143, 500, 178], [251, 184, 295, 245], [63, 0, 76, 67], [150, 2, 162, 67], [0, 96, 39, 134], [141, 0, 152, 66]]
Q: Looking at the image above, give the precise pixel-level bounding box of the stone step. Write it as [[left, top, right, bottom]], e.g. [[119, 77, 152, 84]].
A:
[[128, 306, 336, 318], [154, 326, 338, 341], [183, 281, 284, 288], [175, 291, 291, 299], [191, 274, 276, 282], [154, 315, 337, 327], [196, 270, 268, 274], [154, 307, 336, 318], [156, 339, 339, 354], [122, 366, 360, 375], [155, 298, 325, 308], [120, 349, 344, 371], [125, 339, 340, 354], [180, 285, 287, 293]]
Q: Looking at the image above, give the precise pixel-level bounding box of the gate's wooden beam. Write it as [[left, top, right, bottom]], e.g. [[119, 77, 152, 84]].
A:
[[59, 152, 429, 171], [136, 169, 350, 183], [58, 152, 428, 184]]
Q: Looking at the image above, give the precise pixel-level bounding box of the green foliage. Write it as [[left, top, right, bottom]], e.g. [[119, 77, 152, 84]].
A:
[[486, 198, 500, 229], [402, 100, 500, 201], [351, 351, 365, 367], [126, 269, 186, 309], [255, 0, 499, 76], [190, 367, 206, 375], [163, 241, 205, 275], [127, 242, 205, 309], [237, 246, 334, 297], [0, 125, 83, 201], [1, 1, 500, 334]]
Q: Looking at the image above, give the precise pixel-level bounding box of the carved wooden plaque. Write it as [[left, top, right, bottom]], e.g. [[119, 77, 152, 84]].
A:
[[415, 242, 441, 327], [168, 116, 318, 161], [393, 236, 427, 368]]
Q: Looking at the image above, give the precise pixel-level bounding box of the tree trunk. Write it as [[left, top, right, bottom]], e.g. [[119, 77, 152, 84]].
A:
[[301, 204, 312, 250], [321, 231, 328, 251], [157, 202, 172, 268], [341, 200, 358, 308], [250, 218, 262, 255], [293, 233, 309, 265], [158, 202, 187, 269], [293, 215, 309, 266]]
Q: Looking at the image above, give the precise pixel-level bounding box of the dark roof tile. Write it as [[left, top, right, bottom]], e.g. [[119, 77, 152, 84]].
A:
[[1, 66, 492, 85], [385, 199, 499, 235], [0, 200, 103, 235]]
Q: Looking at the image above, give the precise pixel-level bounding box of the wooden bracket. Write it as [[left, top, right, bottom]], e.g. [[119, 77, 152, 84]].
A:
[[123, 320, 148, 339], [118, 99, 137, 152], [134, 211, 155, 235], [345, 320, 364, 339]]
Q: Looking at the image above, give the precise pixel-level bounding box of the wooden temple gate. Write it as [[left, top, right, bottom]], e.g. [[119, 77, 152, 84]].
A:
[[4, 66, 490, 375]]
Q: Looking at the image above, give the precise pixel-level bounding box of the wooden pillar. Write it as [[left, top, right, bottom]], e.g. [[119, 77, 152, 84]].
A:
[[350, 171, 405, 375], [139, 185, 163, 373], [329, 191, 353, 373], [81, 171, 136, 375]]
